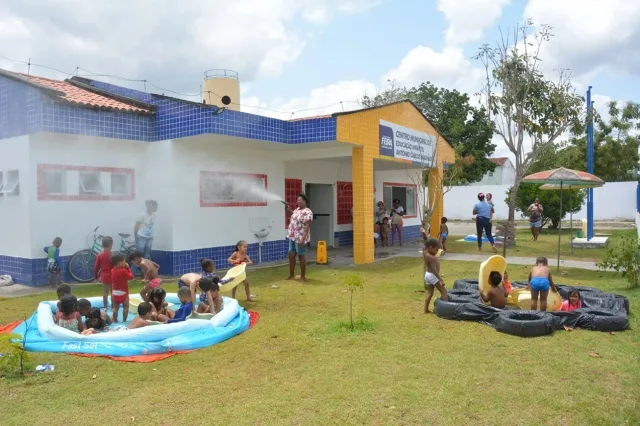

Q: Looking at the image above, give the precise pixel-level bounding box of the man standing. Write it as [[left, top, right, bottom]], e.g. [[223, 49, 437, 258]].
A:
[[134, 200, 158, 259]]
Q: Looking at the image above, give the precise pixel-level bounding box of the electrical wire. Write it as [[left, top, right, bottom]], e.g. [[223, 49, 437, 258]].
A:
[[0, 55, 365, 117]]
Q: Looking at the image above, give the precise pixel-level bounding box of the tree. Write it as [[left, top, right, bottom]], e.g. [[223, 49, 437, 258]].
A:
[[563, 101, 640, 182], [360, 81, 496, 184], [474, 20, 584, 227], [597, 232, 640, 289], [508, 143, 585, 228]]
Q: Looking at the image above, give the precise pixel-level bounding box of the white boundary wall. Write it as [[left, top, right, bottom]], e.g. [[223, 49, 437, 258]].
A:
[[444, 182, 638, 221]]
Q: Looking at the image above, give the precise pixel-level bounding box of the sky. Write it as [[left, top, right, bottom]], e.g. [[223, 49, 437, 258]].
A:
[[1, 0, 639, 159]]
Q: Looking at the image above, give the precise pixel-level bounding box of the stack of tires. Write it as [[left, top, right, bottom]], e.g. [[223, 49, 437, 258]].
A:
[[434, 279, 630, 337]]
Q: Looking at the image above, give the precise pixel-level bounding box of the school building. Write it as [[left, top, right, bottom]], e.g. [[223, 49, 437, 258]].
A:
[[0, 68, 454, 285]]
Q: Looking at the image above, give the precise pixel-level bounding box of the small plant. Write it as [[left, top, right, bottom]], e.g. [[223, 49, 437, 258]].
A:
[[0, 333, 31, 376], [597, 233, 640, 288], [342, 274, 365, 330]]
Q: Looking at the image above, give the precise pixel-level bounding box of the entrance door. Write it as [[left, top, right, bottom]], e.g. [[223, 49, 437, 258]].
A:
[[306, 183, 334, 247]]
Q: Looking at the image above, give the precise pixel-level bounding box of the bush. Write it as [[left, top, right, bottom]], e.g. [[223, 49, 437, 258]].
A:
[[341, 274, 365, 331], [0, 333, 31, 376], [597, 233, 640, 288]]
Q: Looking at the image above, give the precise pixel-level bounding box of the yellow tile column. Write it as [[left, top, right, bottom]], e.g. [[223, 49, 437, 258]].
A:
[[428, 166, 444, 236], [352, 146, 375, 264]]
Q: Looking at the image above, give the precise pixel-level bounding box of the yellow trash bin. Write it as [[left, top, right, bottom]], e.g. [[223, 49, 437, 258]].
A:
[[316, 241, 328, 265]]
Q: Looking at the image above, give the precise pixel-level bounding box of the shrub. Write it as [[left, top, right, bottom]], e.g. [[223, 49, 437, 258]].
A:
[[597, 233, 640, 288], [341, 274, 365, 330], [0, 333, 31, 376]]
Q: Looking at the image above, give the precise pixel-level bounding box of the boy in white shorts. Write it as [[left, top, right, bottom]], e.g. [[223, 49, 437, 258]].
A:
[[423, 237, 448, 313]]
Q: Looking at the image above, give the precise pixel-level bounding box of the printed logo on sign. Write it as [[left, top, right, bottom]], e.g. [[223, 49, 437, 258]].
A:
[[379, 124, 394, 157]]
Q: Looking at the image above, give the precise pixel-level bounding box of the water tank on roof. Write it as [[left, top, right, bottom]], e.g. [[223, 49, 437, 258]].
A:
[[203, 69, 240, 111]]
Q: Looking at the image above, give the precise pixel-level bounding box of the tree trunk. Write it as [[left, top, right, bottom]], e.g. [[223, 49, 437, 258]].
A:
[[507, 177, 522, 222], [349, 290, 353, 329]]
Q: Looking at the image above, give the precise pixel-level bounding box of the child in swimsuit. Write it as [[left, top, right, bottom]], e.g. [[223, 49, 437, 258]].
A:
[[84, 307, 108, 332], [559, 289, 582, 311], [480, 271, 509, 309], [129, 251, 162, 302], [178, 273, 222, 314], [149, 287, 174, 322], [129, 302, 153, 329], [227, 240, 256, 301], [423, 238, 448, 313], [527, 257, 558, 311], [44, 237, 62, 288], [439, 217, 449, 254], [78, 298, 111, 327]]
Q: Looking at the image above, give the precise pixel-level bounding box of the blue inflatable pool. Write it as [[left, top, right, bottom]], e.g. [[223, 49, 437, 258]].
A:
[[463, 234, 501, 243], [11, 294, 250, 357]]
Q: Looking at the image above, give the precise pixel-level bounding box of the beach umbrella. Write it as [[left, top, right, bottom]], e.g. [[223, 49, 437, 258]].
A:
[[522, 168, 605, 270], [539, 182, 604, 255]]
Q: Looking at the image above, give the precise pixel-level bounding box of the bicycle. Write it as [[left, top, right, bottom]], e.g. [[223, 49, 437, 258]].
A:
[[68, 226, 138, 283]]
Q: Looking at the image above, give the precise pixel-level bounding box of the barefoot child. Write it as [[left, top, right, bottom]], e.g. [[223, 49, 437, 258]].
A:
[[178, 273, 221, 315], [227, 240, 256, 301], [149, 287, 174, 322], [200, 258, 216, 278], [56, 295, 85, 333], [439, 217, 449, 254], [423, 238, 448, 313], [94, 236, 114, 311], [480, 271, 509, 309], [527, 257, 558, 311], [78, 298, 112, 326], [129, 302, 153, 329], [559, 289, 582, 311], [380, 217, 390, 247], [111, 253, 133, 323], [129, 251, 162, 302], [43, 237, 62, 288], [55, 284, 72, 313], [84, 307, 108, 332]]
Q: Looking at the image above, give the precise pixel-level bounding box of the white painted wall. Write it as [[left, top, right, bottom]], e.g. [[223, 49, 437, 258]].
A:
[[470, 160, 516, 186], [0, 135, 31, 257], [170, 140, 286, 251], [636, 212, 640, 238], [444, 181, 639, 221], [28, 133, 171, 257]]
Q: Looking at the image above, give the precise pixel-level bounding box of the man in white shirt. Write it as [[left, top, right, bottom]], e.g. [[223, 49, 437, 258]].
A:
[[134, 200, 158, 259]]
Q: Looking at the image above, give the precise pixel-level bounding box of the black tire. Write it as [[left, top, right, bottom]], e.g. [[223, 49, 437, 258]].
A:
[[434, 298, 467, 320], [493, 310, 557, 338], [447, 288, 481, 303], [581, 294, 630, 315], [576, 309, 629, 332], [68, 249, 97, 283], [453, 279, 479, 290]]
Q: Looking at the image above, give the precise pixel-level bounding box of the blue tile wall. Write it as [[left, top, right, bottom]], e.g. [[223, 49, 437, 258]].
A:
[[0, 255, 73, 286], [334, 225, 423, 248], [0, 76, 43, 139], [334, 230, 354, 247]]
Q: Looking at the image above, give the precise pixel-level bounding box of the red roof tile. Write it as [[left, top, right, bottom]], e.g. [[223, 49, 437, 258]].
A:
[[3, 71, 152, 114], [490, 157, 509, 166]]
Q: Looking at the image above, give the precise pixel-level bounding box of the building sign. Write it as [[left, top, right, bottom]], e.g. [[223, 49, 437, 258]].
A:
[[378, 120, 436, 167]]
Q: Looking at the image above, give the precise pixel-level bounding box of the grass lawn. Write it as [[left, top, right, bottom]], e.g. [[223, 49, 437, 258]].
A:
[[1, 259, 638, 425], [444, 229, 634, 261]]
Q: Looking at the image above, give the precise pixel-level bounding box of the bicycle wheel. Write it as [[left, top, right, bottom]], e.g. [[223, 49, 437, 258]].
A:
[[68, 249, 98, 283]]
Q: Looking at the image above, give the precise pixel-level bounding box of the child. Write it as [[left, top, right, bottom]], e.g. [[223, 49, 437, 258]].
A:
[[55, 284, 72, 313], [439, 217, 449, 254], [56, 295, 85, 333], [200, 258, 216, 279], [480, 271, 509, 309], [559, 289, 582, 312], [149, 287, 174, 322], [84, 307, 108, 332], [503, 270, 512, 294], [227, 240, 256, 302], [111, 253, 133, 323], [129, 302, 153, 329], [423, 238, 449, 313], [43, 237, 62, 288], [94, 236, 114, 311], [129, 251, 162, 302], [78, 298, 112, 326], [527, 257, 558, 311], [178, 273, 221, 315], [167, 286, 194, 324], [380, 217, 390, 247]]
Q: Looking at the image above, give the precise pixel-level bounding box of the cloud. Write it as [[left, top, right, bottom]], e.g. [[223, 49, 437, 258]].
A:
[[524, 0, 640, 78], [0, 0, 380, 94], [437, 0, 510, 45]]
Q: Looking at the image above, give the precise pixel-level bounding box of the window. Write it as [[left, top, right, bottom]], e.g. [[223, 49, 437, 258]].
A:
[[336, 181, 353, 225], [79, 172, 102, 195], [42, 170, 66, 195], [285, 178, 302, 228], [200, 171, 268, 207], [0, 170, 20, 196], [488, 172, 494, 178], [383, 182, 417, 217], [111, 173, 131, 196]]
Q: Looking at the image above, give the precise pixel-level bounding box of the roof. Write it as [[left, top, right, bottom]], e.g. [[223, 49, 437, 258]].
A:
[[288, 114, 333, 122], [331, 100, 454, 149], [0, 69, 154, 115], [490, 157, 509, 166]]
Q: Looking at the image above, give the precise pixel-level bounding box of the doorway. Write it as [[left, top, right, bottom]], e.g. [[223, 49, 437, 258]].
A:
[[305, 183, 334, 247]]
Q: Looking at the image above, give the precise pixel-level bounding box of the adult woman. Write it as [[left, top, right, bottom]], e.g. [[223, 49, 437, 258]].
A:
[[390, 198, 404, 246], [527, 198, 544, 241], [473, 193, 497, 253], [134, 200, 158, 259], [285, 194, 313, 282]]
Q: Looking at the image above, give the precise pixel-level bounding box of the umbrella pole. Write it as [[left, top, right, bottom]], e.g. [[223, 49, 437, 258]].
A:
[[570, 190, 573, 255], [557, 182, 563, 271]]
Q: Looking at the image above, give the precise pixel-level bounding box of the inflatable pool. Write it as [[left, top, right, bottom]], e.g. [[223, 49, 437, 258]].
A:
[[10, 293, 250, 357], [462, 234, 502, 244]]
